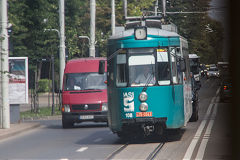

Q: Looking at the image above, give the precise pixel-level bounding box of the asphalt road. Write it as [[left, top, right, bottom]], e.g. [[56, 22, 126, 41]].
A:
[[0, 78, 232, 159]]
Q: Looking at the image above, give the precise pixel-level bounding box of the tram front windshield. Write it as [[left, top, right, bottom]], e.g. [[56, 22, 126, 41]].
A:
[[129, 48, 156, 87], [116, 48, 172, 87]]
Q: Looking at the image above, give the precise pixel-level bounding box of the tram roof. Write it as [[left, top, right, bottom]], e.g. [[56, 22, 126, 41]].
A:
[[109, 27, 180, 40]]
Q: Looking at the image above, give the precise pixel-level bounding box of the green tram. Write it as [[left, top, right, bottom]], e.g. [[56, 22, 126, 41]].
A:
[[106, 18, 194, 137]]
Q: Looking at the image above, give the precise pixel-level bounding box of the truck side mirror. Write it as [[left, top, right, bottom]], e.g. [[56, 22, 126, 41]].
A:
[[99, 60, 105, 74], [180, 59, 186, 72]]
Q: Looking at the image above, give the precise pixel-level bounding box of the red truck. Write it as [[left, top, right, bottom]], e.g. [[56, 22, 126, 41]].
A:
[[61, 57, 107, 128]]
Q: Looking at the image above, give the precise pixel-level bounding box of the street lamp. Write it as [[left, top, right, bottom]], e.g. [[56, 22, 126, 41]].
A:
[[78, 36, 90, 45], [44, 29, 60, 38]]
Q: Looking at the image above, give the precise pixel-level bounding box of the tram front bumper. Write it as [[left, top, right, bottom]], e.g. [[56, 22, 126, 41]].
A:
[[122, 117, 167, 125]]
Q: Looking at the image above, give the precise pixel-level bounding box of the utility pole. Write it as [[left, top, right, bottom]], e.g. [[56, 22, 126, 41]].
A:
[[111, 0, 115, 36], [59, 0, 65, 91], [155, 0, 158, 16], [124, 0, 127, 19], [89, 0, 95, 57], [0, 0, 2, 128], [0, 0, 10, 129], [51, 55, 55, 115], [162, 0, 166, 17]]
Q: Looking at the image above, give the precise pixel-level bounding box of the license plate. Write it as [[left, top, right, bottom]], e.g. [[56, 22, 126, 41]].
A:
[[136, 112, 152, 117], [79, 115, 94, 120]]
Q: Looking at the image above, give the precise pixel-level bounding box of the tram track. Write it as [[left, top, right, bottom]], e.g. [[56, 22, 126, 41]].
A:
[[105, 141, 165, 160], [105, 143, 129, 160], [146, 142, 165, 160]]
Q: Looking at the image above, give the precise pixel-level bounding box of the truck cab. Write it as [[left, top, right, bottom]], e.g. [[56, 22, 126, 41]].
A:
[[61, 57, 107, 128]]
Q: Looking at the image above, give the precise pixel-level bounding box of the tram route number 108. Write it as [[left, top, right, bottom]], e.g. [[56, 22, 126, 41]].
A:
[[125, 113, 133, 118]]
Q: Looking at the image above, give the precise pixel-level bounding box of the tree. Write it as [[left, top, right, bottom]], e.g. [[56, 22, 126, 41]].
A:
[[8, 0, 224, 82]]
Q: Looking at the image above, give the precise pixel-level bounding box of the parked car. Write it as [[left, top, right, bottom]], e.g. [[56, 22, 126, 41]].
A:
[[206, 67, 219, 78], [61, 57, 107, 128]]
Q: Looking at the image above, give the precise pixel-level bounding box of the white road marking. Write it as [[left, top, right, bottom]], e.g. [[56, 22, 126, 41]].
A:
[[76, 147, 88, 152], [93, 138, 103, 142], [183, 102, 214, 160], [216, 88, 220, 95], [59, 159, 69, 160], [195, 105, 218, 160], [210, 97, 216, 104]]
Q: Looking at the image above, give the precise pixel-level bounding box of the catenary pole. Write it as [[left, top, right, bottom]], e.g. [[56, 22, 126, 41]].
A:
[[0, 0, 2, 128], [155, 0, 158, 16], [90, 0, 95, 57], [162, 0, 166, 17], [124, 0, 127, 19], [59, 0, 65, 91], [111, 0, 115, 36], [0, 0, 10, 129], [51, 55, 55, 115]]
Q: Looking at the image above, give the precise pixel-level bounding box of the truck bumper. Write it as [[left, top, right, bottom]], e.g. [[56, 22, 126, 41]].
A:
[[62, 111, 108, 123]]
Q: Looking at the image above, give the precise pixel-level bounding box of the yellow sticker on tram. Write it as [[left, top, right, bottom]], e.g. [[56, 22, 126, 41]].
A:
[[157, 49, 167, 52]]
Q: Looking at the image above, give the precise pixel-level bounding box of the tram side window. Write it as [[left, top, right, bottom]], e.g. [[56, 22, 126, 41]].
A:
[[176, 57, 183, 84], [157, 49, 170, 85], [176, 47, 183, 84], [170, 48, 178, 84], [116, 54, 127, 87]]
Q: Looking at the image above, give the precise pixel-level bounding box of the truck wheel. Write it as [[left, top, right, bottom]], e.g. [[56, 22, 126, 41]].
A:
[[62, 118, 74, 129]]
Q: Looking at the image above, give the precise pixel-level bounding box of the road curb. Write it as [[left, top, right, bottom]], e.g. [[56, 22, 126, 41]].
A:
[[0, 122, 41, 141]]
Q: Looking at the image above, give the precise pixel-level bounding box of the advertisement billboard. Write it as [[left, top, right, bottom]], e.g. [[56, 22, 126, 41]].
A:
[[9, 57, 28, 104]]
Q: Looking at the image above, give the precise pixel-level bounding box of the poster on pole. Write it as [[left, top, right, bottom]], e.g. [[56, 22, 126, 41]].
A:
[[9, 57, 28, 104]]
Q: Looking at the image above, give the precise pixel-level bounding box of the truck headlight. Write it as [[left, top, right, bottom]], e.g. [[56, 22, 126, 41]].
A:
[[139, 92, 148, 102], [139, 102, 148, 112], [62, 104, 70, 112], [102, 103, 108, 111]]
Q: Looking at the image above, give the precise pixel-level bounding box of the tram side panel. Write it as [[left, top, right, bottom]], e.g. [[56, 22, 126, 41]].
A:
[[180, 37, 192, 125]]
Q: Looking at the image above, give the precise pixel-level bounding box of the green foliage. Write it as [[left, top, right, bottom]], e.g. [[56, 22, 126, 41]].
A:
[[38, 79, 51, 93], [166, 0, 224, 64], [8, 0, 224, 70]]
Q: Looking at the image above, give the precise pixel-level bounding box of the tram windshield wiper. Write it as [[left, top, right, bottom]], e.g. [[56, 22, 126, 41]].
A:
[[142, 64, 155, 92]]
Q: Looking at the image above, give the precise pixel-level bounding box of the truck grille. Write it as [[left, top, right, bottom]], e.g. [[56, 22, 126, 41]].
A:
[[71, 104, 100, 111]]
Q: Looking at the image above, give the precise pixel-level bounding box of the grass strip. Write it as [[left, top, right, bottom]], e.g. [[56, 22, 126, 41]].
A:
[[20, 106, 61, 119]]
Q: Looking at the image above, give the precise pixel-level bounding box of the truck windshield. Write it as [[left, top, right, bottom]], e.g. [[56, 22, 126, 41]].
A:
[[64, 72, 107, 91]]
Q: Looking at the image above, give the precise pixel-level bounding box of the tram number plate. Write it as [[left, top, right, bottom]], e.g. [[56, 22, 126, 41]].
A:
[[136, 112, 152, 117], [79, 115, 94, 120]]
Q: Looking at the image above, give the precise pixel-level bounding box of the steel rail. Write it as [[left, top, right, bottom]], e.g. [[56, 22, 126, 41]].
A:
[[105, 143, 129, 160], [146, 143, 165, 160]]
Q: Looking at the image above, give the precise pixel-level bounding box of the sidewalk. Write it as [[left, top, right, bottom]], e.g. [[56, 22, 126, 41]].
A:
[[0, 92, 61, 141], [0, 122, 41, 140]]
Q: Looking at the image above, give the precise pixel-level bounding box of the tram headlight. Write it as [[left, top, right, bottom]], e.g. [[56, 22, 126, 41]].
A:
[[139, 102, 148, 112], [139, 92, 148, 102]]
